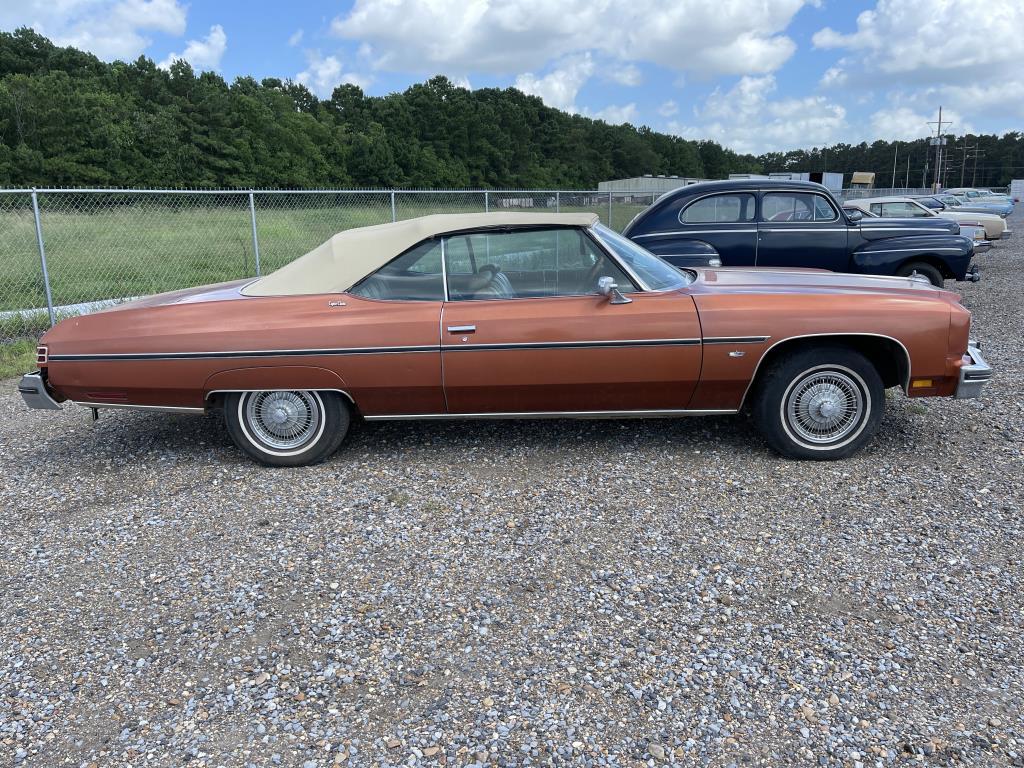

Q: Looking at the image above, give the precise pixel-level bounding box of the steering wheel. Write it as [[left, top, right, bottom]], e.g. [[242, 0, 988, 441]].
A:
[[585, 256, 605, 291]]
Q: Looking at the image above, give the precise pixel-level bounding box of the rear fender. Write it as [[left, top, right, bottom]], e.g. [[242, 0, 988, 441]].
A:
[[642, 239, 721, 268]]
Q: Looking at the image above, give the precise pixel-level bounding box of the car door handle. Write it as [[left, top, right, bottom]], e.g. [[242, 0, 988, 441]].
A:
[[447, 325, 476, 333]]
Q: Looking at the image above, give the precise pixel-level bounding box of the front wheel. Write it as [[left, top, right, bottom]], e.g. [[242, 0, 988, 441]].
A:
[[752, 346, 884, 460], [896, 261, 944, 287], [224, 390, 349, 466]]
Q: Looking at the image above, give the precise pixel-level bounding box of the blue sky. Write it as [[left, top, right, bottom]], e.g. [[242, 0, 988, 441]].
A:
[[3, 1, 1021, 154]]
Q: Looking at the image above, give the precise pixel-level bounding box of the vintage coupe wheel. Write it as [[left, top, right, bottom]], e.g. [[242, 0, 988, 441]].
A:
[[896, 261, 944, 287], [224, 390, 349, 467], [753, 346, 883, 460]]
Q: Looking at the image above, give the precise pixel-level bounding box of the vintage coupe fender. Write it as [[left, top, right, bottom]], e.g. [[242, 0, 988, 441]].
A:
[[19, 212, 991, 465]]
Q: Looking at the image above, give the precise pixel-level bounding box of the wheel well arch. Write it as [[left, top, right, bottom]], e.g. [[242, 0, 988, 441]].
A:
[[898, 253, 953, 279], [740, 333, 911, 409]]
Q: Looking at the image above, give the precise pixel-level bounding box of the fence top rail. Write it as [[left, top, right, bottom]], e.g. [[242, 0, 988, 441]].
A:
[[4, 187, 626, 196]]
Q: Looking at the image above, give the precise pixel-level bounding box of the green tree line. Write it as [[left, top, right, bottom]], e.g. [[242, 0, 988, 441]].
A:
[[1, 28, 1022, 189]]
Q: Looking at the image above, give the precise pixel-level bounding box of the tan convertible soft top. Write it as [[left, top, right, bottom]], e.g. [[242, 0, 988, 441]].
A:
[[242, 212, 600, 296]]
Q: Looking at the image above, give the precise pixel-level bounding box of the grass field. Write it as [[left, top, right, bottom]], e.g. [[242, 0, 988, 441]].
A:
[[0, 192, 647, 318]]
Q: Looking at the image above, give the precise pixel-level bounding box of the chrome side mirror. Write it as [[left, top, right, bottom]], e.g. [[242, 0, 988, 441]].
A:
[[845, 208, 863, 223], [597, 275, 632, 304]]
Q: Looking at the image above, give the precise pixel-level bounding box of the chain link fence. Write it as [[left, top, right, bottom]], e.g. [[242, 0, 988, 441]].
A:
[[0, 188, 668, 345], [0, 184, 997, 346]]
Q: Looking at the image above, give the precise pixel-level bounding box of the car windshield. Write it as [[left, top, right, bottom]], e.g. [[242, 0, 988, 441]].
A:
[[591, 223, 691, 290]]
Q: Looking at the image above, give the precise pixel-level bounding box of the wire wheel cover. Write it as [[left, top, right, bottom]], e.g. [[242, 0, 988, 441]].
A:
[[245, 391, 321, 450], [785, 370, 865, 445]]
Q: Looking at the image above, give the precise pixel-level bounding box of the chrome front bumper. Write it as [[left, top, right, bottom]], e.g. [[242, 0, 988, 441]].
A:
[[18, 372, 62, 410], [955, 341, 992, 400], [972, 239, 992, 254]]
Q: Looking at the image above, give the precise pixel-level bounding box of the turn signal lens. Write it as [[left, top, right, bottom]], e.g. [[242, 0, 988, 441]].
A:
[[36, 345, 48, 365], [911, 379, 933, 388]]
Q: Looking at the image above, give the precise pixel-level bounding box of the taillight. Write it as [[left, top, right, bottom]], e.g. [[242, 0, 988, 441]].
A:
[[36, 345, 48, 365]]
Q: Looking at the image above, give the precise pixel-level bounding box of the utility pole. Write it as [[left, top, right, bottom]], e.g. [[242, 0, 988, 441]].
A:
[[927, 106, 952, 192], [959, 140, 973, 187], [905, 153, 911, 188], [892, 141, 899, 187], [969, 149, 986, 187]]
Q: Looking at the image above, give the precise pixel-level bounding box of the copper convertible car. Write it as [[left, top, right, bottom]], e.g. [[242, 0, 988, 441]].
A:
[[20, 213, 990, 465]]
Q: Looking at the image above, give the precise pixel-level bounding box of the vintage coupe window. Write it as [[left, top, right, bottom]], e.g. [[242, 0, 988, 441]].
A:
[[350, 240, 445, 301], [762, 192, 838, 222], [443, 227, 636, 300], [592, 223, 690, 291], [679, 193, 755, 224], [875, 201, 931, 218]]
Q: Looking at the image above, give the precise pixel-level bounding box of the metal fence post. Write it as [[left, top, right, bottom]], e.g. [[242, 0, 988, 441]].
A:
[[248, 191, 261, 277], [608, 192, 613, 228], [390, 191, 397, 222], [30, 189, 56, 327], [484, 190, 489, 213], [555, 191, 560, 213]]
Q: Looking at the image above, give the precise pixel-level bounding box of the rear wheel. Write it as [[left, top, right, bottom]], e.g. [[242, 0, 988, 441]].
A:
[[752, 346, 884, 460], [896, 261, 943, 287], [224, 390, 349, 466]]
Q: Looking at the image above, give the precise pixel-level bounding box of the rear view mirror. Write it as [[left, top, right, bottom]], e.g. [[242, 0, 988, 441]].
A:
[[846, 208, 863, 222]]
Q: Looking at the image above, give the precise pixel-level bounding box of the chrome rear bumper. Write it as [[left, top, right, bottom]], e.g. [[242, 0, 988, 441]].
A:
[[955, 341, 992, 400], [18, 372, 62, 410]]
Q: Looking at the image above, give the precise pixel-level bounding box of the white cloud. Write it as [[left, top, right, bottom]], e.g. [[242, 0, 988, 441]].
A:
[[658, 100, 679, 117], [288, 29, 304, 47], [296, 50, 371, 98], [607, 63, 642, 86], [818, 65, 847, 88], [670, 75, 848, 154], [332, 0, 810, 76], [591, 103, 639, 125], [870, 104, 974, 140], [0, 0, 187, 60], [813, 0, 1024, 122], [158, 24, 227, 71], [514, 53, 595, 112]]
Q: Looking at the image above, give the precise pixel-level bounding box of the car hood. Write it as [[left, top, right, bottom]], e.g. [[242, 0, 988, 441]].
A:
[[690, 267, 960, 301]]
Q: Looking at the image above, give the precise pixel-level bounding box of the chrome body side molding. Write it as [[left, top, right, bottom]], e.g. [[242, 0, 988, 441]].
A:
[[364, 408, 737, 421], [72, 401, 206, 415]]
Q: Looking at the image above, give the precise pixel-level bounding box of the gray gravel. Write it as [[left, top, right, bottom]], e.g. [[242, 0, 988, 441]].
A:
[[2, 211, 1023, 768]]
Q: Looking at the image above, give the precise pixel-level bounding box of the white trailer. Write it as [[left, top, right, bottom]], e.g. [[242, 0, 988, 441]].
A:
[[1011, 179, 1024, 202]]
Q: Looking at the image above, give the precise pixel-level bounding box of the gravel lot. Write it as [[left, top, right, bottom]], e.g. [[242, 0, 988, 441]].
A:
[[2, 212, 1022, 768]]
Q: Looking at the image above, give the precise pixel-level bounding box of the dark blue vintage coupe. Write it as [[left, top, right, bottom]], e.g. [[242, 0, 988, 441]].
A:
[[622, 180, 979, 287]]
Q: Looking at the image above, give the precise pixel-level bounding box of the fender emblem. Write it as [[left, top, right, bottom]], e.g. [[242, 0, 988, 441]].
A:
[[328, 300, 347, 307], [728, 350, 746, 358]]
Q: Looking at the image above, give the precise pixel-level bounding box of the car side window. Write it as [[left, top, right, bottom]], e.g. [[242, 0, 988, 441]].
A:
[[679, 193, 755, 224], [879, 202, 930, 218], [444, 228, 636, 301], [761, 192, 837, 222], [869, 203, 883, 216], [349, 240, 445, 301]]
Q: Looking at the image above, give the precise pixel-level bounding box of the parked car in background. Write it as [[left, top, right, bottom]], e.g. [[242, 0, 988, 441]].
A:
[[19, 212, 991, 464], [930, 193, 1011, 218], [944, 189, 1014, 216], [845, 205, 992, 254], [844, 196, 1008, 241], [622, 180, 979, 287]]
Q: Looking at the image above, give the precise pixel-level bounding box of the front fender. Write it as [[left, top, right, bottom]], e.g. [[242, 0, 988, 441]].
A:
[[852, 236, 973, 280]]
